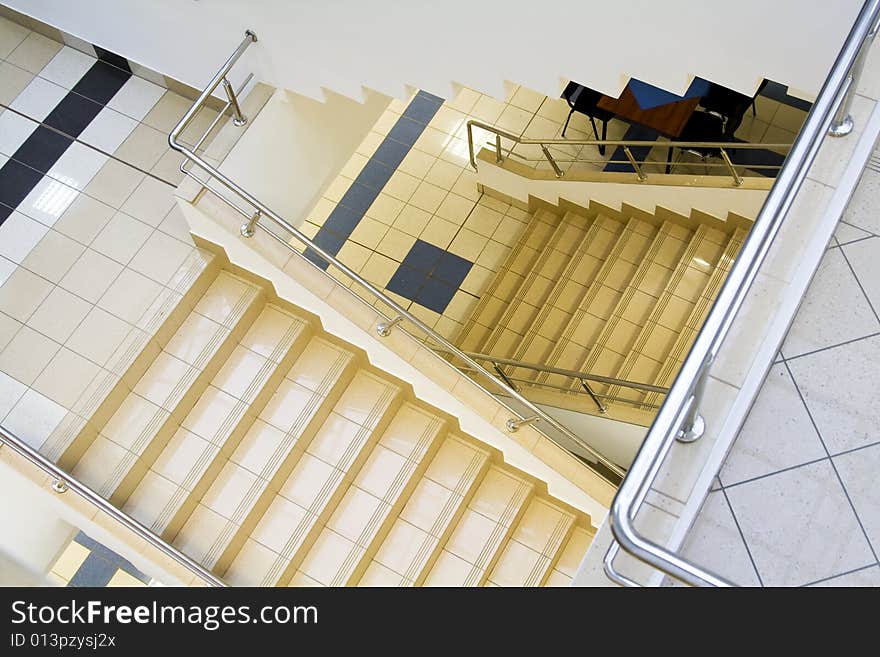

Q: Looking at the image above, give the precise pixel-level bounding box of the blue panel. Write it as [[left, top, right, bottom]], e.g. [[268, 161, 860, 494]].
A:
[[74, 532, 150, 583], [68, 553, 117, 587], [728, 141, 786, 177], [627, 77, 711, 110], [759, 80, 812, 112], [323, 203, 365, 237], [433, 250, 473, 287], [400, 239, 445, 274], [386, 264, 427, 300], [402, 93, 444, 124], [604, 123, 659, 173], [386, 117, 426, 147], [415, 276, 457, 314], [371, 138, 410, 168], [355, 159, 394, 191], [337, 182, 380, 216]]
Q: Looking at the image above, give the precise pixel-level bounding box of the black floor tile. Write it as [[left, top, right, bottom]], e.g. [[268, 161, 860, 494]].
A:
[[0, 158, 48, 210], [11, 126, 73, 173], [44, 92, 104, 138], [72, 61, 130, 105], [93, 46, 131, 73]]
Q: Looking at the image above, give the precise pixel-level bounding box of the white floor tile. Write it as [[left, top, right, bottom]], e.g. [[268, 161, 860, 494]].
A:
[[15, 176, 79, 227], [78, 106, 138, 154], [47, 142, 108, 190], [833, 443, 880, 557], [726, 460, 874, 587], [0, 369, 27, 422], [0, 109, 38, 156], [2, 387, 67, 450], [107, 75, 165, 122], [37, 45, 95, 90], [9, 75, 67, 121], [0, 211, 49, 263]]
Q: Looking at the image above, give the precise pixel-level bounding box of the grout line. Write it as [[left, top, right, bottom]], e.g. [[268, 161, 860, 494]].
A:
[[780, 329, 880, 363], [719, 487, 764, 587], [838, 239, 880, 323], [0, 101, 178, 188], [718, 455, 830, 491], [799, 561, 878, 587], [782, 359, 880, 566]]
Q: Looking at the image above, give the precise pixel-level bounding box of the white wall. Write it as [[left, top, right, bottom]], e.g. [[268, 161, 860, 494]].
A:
[[4, 0, 861, 102], [218, 87, 390, 226], [0, 459, 77, 584], [478, 155, 770, 221]]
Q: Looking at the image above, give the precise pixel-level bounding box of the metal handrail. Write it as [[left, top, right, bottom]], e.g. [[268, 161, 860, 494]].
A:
[[605, 0, 880, 586], [466, 119, 793, 184], [0, 426, 224, 587], [168, 31, 625, 483]]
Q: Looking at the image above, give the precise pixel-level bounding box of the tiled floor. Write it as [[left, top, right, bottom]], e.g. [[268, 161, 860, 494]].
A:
[[0, 16, 225, 453], [679, 164, 880, 586], [47, 531, 151, 586], [297, 80, 808, 343]]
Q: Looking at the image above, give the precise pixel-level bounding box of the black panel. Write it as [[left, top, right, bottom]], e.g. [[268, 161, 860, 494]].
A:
[[43, 92, 104, 138], [0, 158, 45, 216], [72, 60, 130, 105], [11, 126, 73, 173], [93, 45, 132, 73]]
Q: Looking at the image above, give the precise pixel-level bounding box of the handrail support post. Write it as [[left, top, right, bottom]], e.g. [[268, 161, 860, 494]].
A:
[[720, 148, 743, 186], [377, 315, 405, 337], [623, 146, 648, 181], [541, 145, 564, 177], [580, 379, 608, 414], [222, 77, 248, 127], [240, 209, 261, 237], [506, 416, 540, 432], [676, 362, 711, 443], [830, 17, 879, 136]]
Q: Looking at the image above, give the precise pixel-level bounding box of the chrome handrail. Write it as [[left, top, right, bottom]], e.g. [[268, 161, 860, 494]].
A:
[[0, 426, 224, 587], [466, 119, 793, 184], [606, 0, 880, 586], [168, 31, 625, 483]]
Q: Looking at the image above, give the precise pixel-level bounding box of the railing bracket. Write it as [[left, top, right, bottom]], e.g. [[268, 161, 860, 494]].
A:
[[240, 209, 261, 237], [506, 416, 540, 432], [51, 478, 69, 494], [376, 315, 404, 337]]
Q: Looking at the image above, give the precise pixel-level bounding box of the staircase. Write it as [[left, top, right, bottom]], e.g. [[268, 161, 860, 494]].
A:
[[456, 202, 749, 423], [36, 264, 596, 587]]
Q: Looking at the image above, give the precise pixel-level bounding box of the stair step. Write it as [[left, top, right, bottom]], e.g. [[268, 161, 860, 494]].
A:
[[609, 224, 727, 403], [485, 496, 576, 586], [121, 304, 312, 535], [423, 465, 534, 586], [643, 226, 747, 408], [170, 335, 358, 573], [574, 221, 692, 387], [70, 271, 263, 501], [481, 212, 593, 358], [509, 214, 625, 377], [355, 435, 491, 586], [538, 216, 655, 387], [287, 403, 447, 586], [220, 368, 402, 586], [542, 526, 596, 586], [457, 209, 561, 353]]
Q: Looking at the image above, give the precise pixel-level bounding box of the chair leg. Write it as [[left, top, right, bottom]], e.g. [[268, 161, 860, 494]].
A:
[[562, 109, 574, 137], [600, 120, 608, 156], [588, 116, 606, 156], [751, 99, 757, 116], [666, 146, 674, 174]]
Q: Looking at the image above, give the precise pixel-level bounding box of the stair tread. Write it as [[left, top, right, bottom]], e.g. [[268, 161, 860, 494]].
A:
[[222, 369, 401, 586], [172, 334, 356, 571], [72, 271, 262, 499], [122, 304, 311, 534], [355, 434, 490, 586]]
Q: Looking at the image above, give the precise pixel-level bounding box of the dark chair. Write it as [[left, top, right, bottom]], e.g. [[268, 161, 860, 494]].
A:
[[666, 110, 726, 174], [561, 81, 616, 155], [699, 79, 770, 140]]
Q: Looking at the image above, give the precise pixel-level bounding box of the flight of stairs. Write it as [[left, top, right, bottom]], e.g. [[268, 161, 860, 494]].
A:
[[38, 265, 596, 587], [456, 203, 748, 422]]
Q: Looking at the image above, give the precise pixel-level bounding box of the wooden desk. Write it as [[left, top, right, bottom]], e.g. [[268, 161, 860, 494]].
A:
[[597, 86, 701, 138]]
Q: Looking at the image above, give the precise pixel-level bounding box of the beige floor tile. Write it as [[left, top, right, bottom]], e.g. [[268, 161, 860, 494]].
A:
[[419, 215, 459, 249], [128, 231, 193, 285], [449, 228, 487, 261], [164, 312, 224, 366], [172, 503, 231, 564], [101, 392, 167, 452], [213, 345, 269, 402], [180, 385, 241, 444], [424, 549, 475, 586], [142, 91, 191, 133], [60, 249, 123, 304], [0, 266, 53, 321], [300, 529, 359, 586], [50, 541, 90, 581], [202, 462, 259, 519], [26, 285, 90, 343], [92, 212, 153, 265], [107, 570, 146, 587], [326, 486, 383, 542], [425, 436, 483, 490], [98, 268, 163, 324], [307, 412, 366, 467], [224, 538, 278, 586], [32, 347, 101, 408], [358, 560, 405, 586], [260, 379, 319, 433], [409, 180, 447, 213], [230, 418, 287, 476], [444, 508, 498, 564], [3, 387, 67, 450], [120, 177, 176, 227], [83, 159, 145, 209], [398, 148, 436, 179], [6, 31, 61, 73], [251, 496, 309, 554], [21, 230, 85, 284], [152, 427, 216, 488], [0, 324, 59, 384], [52, 193, 115, 245], [353, 446, 408, 499], [488, 539, 543, 586], [193, 272, 258, 325], [374, 518, 431, 577], [0, 17, 29, 60], [280, 452, 336, 510], [134, 350, 193, 410], [364, 193, 405, 226]]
